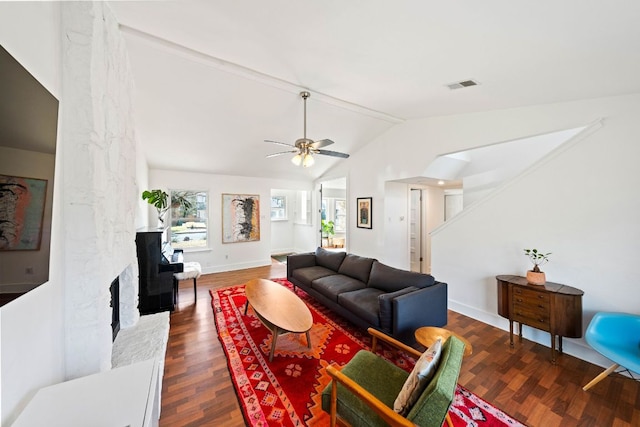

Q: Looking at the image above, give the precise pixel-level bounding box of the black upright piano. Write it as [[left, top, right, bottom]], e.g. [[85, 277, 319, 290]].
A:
[[135, 228, 184, 314]]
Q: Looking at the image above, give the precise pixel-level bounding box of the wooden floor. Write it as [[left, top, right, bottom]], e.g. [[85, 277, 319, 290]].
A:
[[160, 260, 639, 427]]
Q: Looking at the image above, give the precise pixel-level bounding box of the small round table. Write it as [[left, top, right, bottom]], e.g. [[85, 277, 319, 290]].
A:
[[414, 326, 473, 357]]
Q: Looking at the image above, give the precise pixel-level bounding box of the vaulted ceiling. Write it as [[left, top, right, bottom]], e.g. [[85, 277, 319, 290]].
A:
[[110, 1, 640, 181]]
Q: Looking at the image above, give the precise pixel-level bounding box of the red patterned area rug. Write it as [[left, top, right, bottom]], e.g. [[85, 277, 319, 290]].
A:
[[211, 279, 526, 427]]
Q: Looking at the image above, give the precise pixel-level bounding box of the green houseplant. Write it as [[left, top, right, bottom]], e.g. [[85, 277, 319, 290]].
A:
[[142, 189, 194, 227], [142, 189, 169, 226], [524, 248, 551, 284], [321, 219, 335, 247]]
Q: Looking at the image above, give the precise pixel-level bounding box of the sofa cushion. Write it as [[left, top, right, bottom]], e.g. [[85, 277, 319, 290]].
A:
[[338, 254, 375, 284], [368, 261, 435, 292], [315, 247, 347, 271], [338, 288, 384, 327], [312, 275, 367, 302], [292, 266, 337, 287], [378, 287, 419, 332]]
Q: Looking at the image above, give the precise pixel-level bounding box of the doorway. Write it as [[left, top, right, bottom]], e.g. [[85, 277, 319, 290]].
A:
[[318, 177, 347, 251], [410, 189, 423, 272]]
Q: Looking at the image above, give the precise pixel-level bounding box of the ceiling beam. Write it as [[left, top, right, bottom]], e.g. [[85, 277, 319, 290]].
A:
[[119, 24, 405, 125]]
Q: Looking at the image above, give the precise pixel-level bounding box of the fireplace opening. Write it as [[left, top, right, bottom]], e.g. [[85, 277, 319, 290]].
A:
[[110, 276, 120, 341]]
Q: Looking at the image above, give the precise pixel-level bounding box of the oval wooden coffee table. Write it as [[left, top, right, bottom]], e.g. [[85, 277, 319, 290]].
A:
[[244, 278, 313, 362], [415, 326, 473, 357]]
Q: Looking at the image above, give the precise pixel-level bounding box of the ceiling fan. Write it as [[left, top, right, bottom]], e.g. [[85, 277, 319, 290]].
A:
[[266, 91, 350, 167]]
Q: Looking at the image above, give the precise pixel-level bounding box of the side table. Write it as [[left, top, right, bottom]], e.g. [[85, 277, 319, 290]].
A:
[[415, 326, 473, 357]]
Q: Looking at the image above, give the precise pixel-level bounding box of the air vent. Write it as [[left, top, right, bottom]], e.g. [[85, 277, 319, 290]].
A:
[[446, 79, 480, 90]]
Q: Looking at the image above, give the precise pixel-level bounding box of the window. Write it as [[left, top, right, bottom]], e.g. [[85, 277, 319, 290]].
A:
[[334, 199, 346, 232], [321, 198, 346, 232], [295, 190, 312, 225], [271, 196, 287, 221], [169, 190, 208, 250]]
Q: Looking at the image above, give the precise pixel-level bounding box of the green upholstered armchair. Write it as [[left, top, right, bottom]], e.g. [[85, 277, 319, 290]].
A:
[[322, 328, 465, 427]]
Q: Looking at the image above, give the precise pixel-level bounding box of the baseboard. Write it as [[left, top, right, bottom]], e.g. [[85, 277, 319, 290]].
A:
[[448, 298, 614, 370], [203, 259, 272, 274]]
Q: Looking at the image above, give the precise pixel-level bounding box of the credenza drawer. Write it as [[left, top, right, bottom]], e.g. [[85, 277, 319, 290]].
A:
[[512, 286, 549, 304], [512, 307, 550, 331]]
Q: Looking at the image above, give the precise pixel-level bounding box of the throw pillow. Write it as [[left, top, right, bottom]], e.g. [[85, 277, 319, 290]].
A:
[[393, 338, 442, 416]]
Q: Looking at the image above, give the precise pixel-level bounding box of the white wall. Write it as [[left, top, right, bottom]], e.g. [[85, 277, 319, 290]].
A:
[[149, 169, 315, 272], [382, 181, 409, 268], [0, 4, 65, 425], [270, 189, 296, 255], [431, 97, 640, 366]]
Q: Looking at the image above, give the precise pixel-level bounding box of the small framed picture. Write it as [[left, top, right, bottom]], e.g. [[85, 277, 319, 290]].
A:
[[356, 197, 372, 229]]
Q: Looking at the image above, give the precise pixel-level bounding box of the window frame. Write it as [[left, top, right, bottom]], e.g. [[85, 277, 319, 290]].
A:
[[169, 189, 209, 251]]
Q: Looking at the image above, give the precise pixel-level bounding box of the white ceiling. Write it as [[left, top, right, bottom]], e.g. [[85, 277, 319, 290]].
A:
[[110, 0, 640, 181]]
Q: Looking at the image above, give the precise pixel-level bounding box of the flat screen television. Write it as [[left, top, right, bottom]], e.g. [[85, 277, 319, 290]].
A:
[[0, 44, 58, 305]]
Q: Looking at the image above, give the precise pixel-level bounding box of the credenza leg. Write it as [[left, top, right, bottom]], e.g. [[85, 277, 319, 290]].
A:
[[558, 336, 563, 354], [518, 322, 523, 343], [550, 334, 557, 364], [509, 320, 514, 347]]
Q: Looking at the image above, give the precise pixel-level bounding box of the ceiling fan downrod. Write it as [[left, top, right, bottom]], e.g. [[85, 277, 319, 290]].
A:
[[301, 91, 310, 141]]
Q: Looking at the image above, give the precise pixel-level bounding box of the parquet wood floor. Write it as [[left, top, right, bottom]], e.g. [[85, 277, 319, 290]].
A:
[[160, 260, 639, 426]]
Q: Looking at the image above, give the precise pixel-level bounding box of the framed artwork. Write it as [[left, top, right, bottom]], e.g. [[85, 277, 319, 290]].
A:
[[356, 197, 372, 229], [0, 175, 48, 250], [222, 193, 260, 243]]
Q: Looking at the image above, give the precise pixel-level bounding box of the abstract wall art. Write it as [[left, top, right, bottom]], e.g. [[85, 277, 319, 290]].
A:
[[0, 175, 48, 250], [222, 193, 260, 243]]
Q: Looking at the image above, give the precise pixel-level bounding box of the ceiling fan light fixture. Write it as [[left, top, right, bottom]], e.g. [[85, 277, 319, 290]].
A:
[[302, 153, 315, 168], [291, 153, 302, 166], [266, 91, 349, 165]]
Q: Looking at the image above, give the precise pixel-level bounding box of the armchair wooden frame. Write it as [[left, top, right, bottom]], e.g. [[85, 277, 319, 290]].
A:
[[325, 328, 454, 427]]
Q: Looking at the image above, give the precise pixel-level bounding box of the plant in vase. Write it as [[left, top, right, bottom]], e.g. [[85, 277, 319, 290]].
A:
[[524, 248, 551, 284], [143, 189, 195, 228], [142, 189, 169, 227]]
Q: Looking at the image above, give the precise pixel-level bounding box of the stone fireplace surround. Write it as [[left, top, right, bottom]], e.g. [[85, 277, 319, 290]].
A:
[[60, 0, 171, 400]]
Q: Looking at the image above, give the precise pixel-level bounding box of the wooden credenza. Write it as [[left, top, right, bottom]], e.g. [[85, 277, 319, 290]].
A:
[[496, 275, 584, 363]]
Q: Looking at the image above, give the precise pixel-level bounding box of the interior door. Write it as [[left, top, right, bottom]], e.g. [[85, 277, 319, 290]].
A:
[[410, 189, 422, 272], [319, 183, 324, 247]]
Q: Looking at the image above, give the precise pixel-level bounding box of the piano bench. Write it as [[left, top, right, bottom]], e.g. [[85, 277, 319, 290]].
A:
[[173, 261, 202, 303]]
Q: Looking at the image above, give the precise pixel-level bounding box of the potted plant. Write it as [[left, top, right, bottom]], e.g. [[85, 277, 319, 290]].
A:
[[321, 219, 335, 247], [142, 189, 170, 227], [143, 189, 196, 228], [524, 248, 551, 284]]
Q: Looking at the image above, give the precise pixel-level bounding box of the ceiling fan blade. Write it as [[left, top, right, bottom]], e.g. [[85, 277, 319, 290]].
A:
[[266, 150, 298, 158], [265, 139, 296, 148], [309, 139, 334, 149], [316, 149, 350, 159]]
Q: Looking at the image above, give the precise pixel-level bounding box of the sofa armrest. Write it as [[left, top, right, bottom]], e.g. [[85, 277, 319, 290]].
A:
[[286, 253, 316, 279], [378, 287, 419, 332], [392, 282, 448, 344]]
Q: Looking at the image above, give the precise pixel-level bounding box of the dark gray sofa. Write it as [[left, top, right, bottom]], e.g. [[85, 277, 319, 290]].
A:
[[287, 247, 447, 344]]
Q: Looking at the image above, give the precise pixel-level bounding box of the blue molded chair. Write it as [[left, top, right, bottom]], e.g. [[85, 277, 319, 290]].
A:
[[582, 312, 640, 391]]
